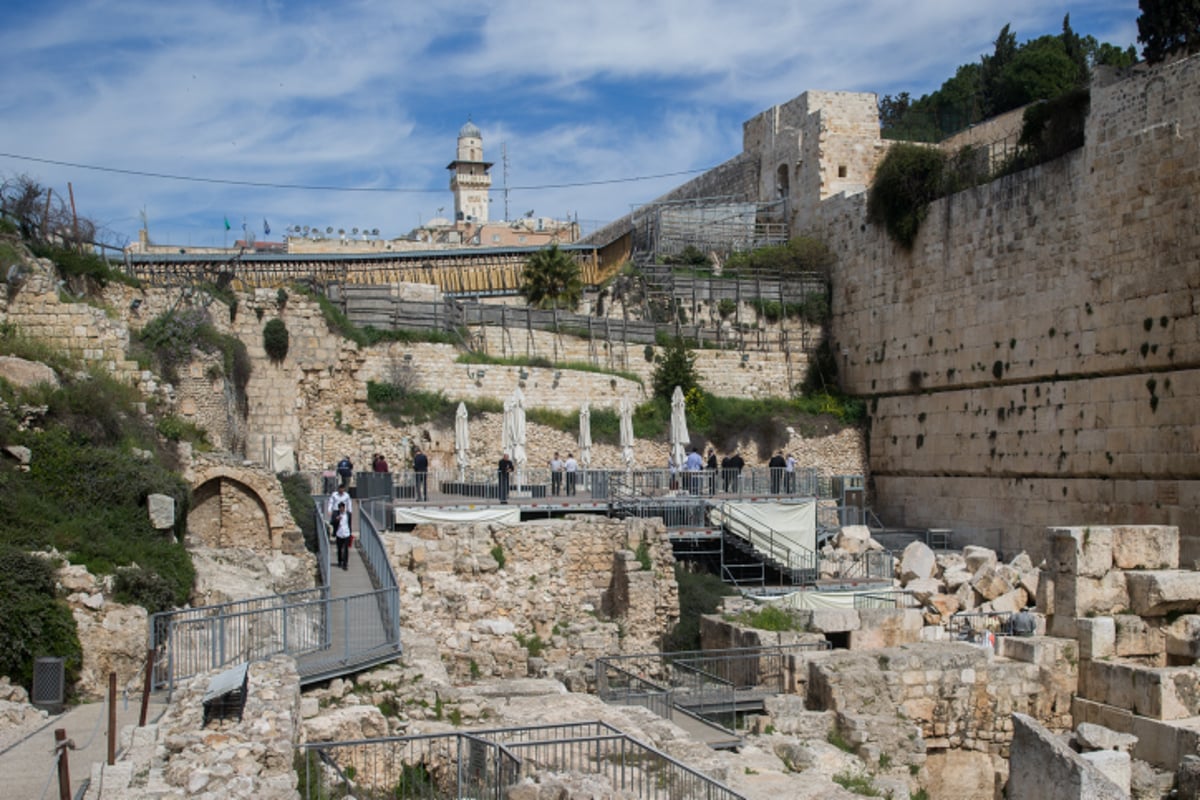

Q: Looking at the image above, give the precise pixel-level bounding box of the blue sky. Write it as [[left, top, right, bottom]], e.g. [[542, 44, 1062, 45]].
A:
[[0, 1, 1140, 248]]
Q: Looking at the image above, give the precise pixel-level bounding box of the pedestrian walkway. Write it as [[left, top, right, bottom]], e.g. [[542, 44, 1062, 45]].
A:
[[0, 692, 166, 800]]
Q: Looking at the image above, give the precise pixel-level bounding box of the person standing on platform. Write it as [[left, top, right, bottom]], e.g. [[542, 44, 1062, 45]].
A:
[[721, 453, 732, 493], [728, 450, 745, 494], [685, 447, 704, 495], [372, 453, 389, 472], [668, 454, 679, 491], [413, 447, 429, 501], [706, 448, 718, 495], [769, 450, 786, 494], [785, 452, 797, 494], [549, 452, 564, 496], [330, 501, 352, 570], [564, 453, 579, 496], [498, 452, 514, 503]]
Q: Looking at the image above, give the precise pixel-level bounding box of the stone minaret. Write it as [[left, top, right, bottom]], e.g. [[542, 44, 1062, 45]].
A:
[[447, 119, 493, 224]]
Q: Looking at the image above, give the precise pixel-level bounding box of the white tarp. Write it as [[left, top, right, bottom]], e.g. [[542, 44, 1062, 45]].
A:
[[712, 500, 817, 553], [395, 506, 521, 526], [502, 388, 527, 483], [756, 590, 862, 610]]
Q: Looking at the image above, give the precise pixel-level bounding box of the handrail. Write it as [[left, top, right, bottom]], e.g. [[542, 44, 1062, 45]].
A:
[[714, 501, 818, 582], [355, 499, 402, 649], [299, 721, 747, 800]]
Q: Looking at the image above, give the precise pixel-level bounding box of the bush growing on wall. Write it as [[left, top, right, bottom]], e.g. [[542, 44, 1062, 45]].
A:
[[263, 318, 289, 363], [0, 545, 82, 693], [867, 143, 947, 249]]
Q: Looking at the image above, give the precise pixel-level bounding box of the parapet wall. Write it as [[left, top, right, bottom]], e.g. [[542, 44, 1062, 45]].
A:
[[817, 56, 1200, 561]]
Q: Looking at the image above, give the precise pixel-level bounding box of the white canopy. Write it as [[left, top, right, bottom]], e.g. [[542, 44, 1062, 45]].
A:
[[454, 402, 470, 480], [619, 395, 635, 469], [578, 403, 593, 469]]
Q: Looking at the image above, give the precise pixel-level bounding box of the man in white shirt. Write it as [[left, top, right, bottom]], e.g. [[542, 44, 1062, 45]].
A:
[[549, 452, 564, 496], [327, 486, 352, 533], [564, 453, 579, 496]]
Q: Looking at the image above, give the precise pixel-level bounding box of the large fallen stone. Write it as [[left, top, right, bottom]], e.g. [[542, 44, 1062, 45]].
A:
[[836, 526, 872, 555], [1126, 572, 1200, 617], [1076, 722, 1137, 754], [1112, 525, 1179, 570], [302, 703, 388, 742], [1166, 615, 1200, 659], [941, 565, 972, 591], [900, 541, 937, 583], [0, 355, 59, 389], [963, 545, 997, 574], [1081, 750, 1131, 795], [972, 566, 1014, 601], [1008, 713, 1127, 800]]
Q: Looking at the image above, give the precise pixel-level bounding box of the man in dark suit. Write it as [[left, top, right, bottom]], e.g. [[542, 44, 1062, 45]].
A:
[[413, 448, 429, 500], [498, 453, 514, 503]]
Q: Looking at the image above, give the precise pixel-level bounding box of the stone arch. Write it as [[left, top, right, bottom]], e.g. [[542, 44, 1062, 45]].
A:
[[188, 464, 303, 553], [776, 163, 790, 199]]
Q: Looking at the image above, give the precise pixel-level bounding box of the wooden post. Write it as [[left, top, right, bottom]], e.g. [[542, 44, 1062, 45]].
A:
[[139, 647, 154, 727], [107, 672, 117, 765], [67, 182, 80, 252], [55, 728, 71, 800]]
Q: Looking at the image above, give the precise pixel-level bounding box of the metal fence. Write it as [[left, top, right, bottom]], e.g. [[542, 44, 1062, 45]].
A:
[[853, 590, 922, 610], [300, 721, 746, 800], [149, 496, 402, 693], [596, 644, 829, 732]]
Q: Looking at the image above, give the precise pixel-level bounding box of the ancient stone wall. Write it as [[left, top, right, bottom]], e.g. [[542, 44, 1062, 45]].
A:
[[811, 56, 1200, 561], [385, 516, 677, 682]]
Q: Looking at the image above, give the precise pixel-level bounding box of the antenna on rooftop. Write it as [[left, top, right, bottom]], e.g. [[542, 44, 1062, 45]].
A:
[[502, 142, 510, 222]]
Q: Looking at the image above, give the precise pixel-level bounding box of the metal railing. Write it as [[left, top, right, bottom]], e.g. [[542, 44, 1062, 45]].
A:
[[854, 590, 922, 610], [299, 721, 746, 800], [596, 644, 829, 732], [149, 495, 402, 693], [838, 550, 895, 583], [715, 502, 818, 584], [948, 611, 1014, 641]]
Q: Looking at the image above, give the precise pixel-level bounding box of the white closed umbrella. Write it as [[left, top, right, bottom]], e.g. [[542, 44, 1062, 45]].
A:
[[454, 402, 470, 481], [619, 395, 635, 470], [670, 385, 689, 471], [578, 403, 593, 469], [504, 387, 527, 485]]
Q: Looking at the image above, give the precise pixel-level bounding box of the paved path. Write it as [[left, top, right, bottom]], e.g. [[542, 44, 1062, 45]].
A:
[[0, 692, 166, 800]]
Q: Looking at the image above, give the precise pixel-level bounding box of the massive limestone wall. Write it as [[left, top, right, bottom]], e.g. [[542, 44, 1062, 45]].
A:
[[818, 56, 1200, 561]]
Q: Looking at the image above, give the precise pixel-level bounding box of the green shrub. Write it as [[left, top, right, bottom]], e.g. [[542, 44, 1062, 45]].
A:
[[0, 545, 82, 693], [832, 769, 882, 796], [490, 544, 506, 569], [735, 604, 802, 632], [113, 566, 178, 615], [263, 318, 289, 363], [278, 472, 319, 553], [664, 566, 736, 652], [634, 540, 652, 571], [28, 242, 139, 288], [155, 415, 210, 448], [136, 307, 250, 412], [725, 236, 833, 276], [717, 298, 737, 319], [515, 632, 544, 657], [867, 143, 947, 249]]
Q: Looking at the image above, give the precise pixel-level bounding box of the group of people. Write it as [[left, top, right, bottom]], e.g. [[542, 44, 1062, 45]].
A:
[[547, 452, 580, 496], [326, 483, 354, 570], [667, 447, 797, 495]]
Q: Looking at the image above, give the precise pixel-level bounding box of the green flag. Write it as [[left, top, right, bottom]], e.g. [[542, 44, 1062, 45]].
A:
[[223, 216, 231, 231]]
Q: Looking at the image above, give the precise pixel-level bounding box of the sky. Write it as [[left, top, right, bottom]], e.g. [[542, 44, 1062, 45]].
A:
[[0, 1, 1141, 249]]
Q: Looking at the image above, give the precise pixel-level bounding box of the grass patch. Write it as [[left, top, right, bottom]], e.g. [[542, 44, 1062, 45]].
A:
[[515, 632, 545, 657], [366, 383, 503, 427], [827, 729, 855, 752], [733, 605, 804, 632], [832, 769, 883, 796], [292, 285, 463, 347], [29, 242, 140, 288]]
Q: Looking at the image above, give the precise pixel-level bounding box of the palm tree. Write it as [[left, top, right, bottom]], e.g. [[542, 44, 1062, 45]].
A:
[[519, 245, 583, 310]]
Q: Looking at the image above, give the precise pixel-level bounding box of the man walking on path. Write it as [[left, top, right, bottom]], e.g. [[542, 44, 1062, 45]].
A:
[[498, 453, 514, 503], [413, 447, 429, 501], [327, 484, 353, 529], [331, 501, 352, 570], [336, 455, 354, 487]]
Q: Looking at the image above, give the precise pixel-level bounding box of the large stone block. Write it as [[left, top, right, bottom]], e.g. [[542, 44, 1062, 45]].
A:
[[1112, 525, 1179, 570], [1165, 615, 1200, 659], [963, 545, 997, 574], [1050, 527, 1113, 578], [1008, 713, 1127, 800], [900, 540, 937, 583], [1054, 570, 1129, 619], [972, 565, 1014, 601], [1114, 615, 1164, 658], [1126, 571, 1200, 617], [1077, 617, 1116, 660], [808, 608, 861, 633], [1080, 750, 1131, 795]]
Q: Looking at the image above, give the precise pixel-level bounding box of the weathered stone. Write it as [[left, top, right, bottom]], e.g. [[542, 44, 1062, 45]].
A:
[[835, 526, 872, 555], [1008, 713, 1127, 800], [1126, 572, 1200, 617], [2, 445, 31, 466], [303, 704, 388, 742], [1114, 615, 1165, 657], [963, 545, 997, 575], [921, 750, 996, 800], [971, 565, 1014, 601], [1165, 615, 1200, 659], [0, 356, 59, 389], [1076, 722, 1138, 753], [147, 493, 175, 530], [1177, 755, 1200, 800], [1051, 527, 1114, 579], [900, 540, 937, 583], [1077, 617, 1116, 660], [941, 565, 972, 591], [1081, 750, 1132, 795], [1111, 525, 1179, 571], [904, 577, 941, 601]]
